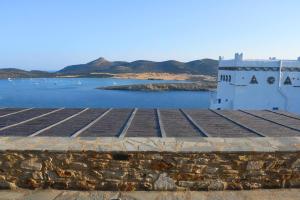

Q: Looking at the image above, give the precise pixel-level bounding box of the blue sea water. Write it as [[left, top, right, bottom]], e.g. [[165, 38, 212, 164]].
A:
[[0, 78, 211, 108]]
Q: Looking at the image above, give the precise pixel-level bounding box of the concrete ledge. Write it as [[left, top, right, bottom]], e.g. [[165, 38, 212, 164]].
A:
[[0, 137, 300, 152], [0, 189, 299, 200]]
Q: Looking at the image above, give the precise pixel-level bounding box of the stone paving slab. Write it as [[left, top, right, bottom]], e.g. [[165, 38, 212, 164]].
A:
[[0, 136, 299, 152], [0, 189, 299, 200]]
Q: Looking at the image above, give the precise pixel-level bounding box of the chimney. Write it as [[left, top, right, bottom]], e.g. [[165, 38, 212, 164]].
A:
[[240, 53, 243, 60], [234, 53, 243, 61], [219, 56, 223, 61], [234, 53, 239, 60]]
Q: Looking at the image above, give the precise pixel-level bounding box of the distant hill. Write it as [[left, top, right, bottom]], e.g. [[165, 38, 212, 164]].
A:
[[0, 57, 218, 78], [0, 68, 53, 79], [58, 57, 218, 76]]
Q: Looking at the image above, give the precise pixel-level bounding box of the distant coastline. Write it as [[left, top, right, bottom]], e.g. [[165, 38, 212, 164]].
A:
[[98, 81, 217, 92]]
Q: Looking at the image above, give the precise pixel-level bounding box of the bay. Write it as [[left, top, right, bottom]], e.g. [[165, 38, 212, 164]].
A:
[[0, 78, 212, 108]]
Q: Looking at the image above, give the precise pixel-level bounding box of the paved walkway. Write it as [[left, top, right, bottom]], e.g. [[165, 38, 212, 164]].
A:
[[0, 189, 299, 200]]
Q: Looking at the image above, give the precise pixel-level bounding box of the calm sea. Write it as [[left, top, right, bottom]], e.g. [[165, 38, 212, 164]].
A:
[[0, 78, 211, 108]]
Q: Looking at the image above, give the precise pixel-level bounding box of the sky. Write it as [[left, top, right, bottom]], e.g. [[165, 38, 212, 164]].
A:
[[1, 0, 300, 70]]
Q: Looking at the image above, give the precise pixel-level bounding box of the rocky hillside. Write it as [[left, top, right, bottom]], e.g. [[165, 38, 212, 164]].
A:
[[58, 57, 218, 76], [0, 57, 219, 78], [0, 68, 53, 79]]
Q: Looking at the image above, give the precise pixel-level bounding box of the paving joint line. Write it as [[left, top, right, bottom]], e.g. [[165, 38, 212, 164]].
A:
[[156, 109, 167, 138], [0, 108, 64, 132], [265, 110, 300, 121], [0, 108, 33, 118], [240, 110, 300, 133], [71, 108, 113, 138], [210, 109, 266, 137], [29, 108, 90, 137], [179, 109, 209, 137], [118, 108, 138, 138]]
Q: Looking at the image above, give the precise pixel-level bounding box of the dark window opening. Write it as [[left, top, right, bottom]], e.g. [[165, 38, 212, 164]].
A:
[[250, 75, 258, 84], [225, 75, 228, 82], [228, 75, 231, 82], [272, 107, 279, 110], [284, 76, 292, 85], [267, 76, 275, 84], [218, 99, 221, 104], [112, 153, 129, 160]]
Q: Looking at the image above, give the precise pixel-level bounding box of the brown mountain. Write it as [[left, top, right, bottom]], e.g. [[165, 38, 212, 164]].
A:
[[0, 57, 218, 78], [0, 68, 53, 78], [57, 57, 218, 76]]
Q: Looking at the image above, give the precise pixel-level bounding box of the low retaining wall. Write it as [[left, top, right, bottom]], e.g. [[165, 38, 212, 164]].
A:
[[0, 137, 299, 191]]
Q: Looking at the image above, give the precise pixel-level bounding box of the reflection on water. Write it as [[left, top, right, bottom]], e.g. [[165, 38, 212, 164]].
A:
[[0, 78, 212, 108]]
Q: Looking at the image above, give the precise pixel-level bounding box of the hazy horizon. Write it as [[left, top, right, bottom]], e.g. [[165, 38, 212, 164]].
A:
[[1, 0, 300, 70]]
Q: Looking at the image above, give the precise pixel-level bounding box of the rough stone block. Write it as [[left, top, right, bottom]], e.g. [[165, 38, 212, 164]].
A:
[[20, 158, 42, 171]]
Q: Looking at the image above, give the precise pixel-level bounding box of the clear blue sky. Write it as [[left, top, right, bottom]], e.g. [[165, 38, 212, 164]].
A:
[[1, 0, 300, 70]]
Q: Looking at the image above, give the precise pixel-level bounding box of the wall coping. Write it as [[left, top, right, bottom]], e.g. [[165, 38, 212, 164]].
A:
[[0, 137, 299, 152]]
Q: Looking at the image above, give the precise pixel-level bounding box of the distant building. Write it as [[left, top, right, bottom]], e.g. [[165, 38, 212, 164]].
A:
[[210, 53, 300, 114]]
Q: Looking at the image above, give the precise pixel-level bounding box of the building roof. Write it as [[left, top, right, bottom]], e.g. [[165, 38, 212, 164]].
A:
[[219, 53, 300, 68]]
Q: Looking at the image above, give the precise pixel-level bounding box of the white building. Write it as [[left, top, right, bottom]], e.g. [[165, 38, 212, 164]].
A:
[[210, 53, 300, 114]]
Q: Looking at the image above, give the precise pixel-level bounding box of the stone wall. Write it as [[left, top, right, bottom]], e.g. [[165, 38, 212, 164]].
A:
[[0, 151, 300, 191]]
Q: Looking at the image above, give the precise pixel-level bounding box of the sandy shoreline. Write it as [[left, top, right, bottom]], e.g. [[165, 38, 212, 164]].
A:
[[89, 72, 216, 81]]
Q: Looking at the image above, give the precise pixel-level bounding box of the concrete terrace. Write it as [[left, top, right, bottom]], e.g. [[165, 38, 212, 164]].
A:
[[0, 108, 300, 137]]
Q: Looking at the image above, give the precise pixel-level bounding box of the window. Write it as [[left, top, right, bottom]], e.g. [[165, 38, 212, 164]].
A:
[[284, 76, 292, 85], [225, 75, 228, 82], [267, 76, 275, 84], [228, 75, 231, 82], [218, 99, 221, 104], [250, 75, 258, 84]]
